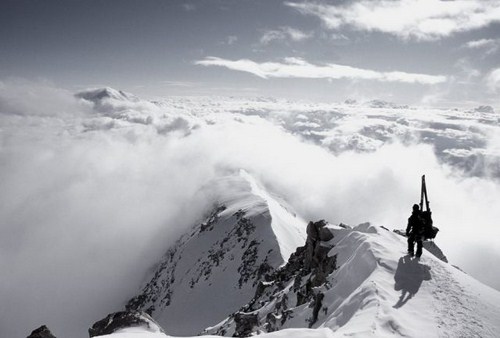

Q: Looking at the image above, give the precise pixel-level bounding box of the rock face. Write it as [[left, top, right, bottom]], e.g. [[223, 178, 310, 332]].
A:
[[26, 325, 56, 338], [205, 220, 337, 336], [88, 311, 163, 337]]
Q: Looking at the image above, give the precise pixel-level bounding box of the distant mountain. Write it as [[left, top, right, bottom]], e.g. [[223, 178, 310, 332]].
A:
[[75, 87, 139, 104], [366, 99, 409, 109], [75, 87, 159, 125], [471, 105, 495, 114]]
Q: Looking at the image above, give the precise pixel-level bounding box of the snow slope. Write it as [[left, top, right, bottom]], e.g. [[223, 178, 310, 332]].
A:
[[106, 220, 500, 338], [126, 170, 306, 335], [207, 222, 500, 337], [318, 223, 500, 337]]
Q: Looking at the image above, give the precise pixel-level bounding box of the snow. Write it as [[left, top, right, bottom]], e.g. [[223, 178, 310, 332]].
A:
[[104, 220, 500, 338], [240, 169, 306, 262], [322, 223, 500, 337], [127, 170, 306, 335]]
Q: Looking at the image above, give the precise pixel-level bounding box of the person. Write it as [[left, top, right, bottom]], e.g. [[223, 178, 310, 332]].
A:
[[406, 204, 424, 258]]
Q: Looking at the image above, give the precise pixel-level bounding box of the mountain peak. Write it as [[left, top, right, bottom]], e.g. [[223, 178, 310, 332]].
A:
[[75, 87, 138, 103], [125, 171, 306, 335]]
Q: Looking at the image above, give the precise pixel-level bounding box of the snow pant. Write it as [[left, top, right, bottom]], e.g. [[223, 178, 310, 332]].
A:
[[407, 234, 423, 257]]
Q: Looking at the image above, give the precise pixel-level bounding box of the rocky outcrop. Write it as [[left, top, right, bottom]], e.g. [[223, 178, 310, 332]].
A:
[[88, 311, 164, 337], [205, 220, 336, 336], [234, 312, 259, 337], [26, 326, 56, 338]]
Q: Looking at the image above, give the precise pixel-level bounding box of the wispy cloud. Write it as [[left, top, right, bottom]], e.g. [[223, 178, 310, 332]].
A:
[[286, 0, 500, 41], [195, 57, 447, 84], [226, 35, 238, 45], [487, 68, 500, 92], [182, 3, 196, 12], [162, 80, 198, 87], [465, 39, 497, 49], [464, 38, 500, 55], [260, 26, 313, 45]]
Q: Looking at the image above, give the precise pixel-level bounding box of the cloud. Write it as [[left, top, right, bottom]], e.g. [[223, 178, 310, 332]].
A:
[[0, 83, 216, 338], [286, 0, 500, 41], [195, 56, 447, 84], [225, 35, 238, 45], [464, 38, 500, 55], [182, 3, 196, 11], [486, 67, 500, 92], [465, 38, 497, 49], [162, 80, 198, 87], [0, 79, 91, 117], [260, 26, 313, 44]]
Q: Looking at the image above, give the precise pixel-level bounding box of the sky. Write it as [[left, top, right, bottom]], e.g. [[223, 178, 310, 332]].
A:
[[1, 0, 500, 106], [1, 1, 500, 338]]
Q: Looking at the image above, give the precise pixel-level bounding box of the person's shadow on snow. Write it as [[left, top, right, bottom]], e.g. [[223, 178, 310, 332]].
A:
[[393, 255, 432, 308]]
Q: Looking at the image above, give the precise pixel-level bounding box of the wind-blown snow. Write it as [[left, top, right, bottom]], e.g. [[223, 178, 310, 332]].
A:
[[241, 170, 305, 261]]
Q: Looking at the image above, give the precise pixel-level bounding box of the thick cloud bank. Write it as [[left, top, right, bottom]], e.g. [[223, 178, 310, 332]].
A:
[[1, 80, 500, 338]]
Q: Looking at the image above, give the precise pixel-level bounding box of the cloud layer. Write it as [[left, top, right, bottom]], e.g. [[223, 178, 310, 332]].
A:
[[287, 0, 500, 41], [195, 57, 447, 84]]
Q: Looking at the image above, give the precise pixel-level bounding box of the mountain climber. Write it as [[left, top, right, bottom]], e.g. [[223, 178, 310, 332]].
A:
[[406, 204, 424, 258]]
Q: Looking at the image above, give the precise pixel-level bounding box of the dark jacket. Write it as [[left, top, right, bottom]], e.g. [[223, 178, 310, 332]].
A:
[[406, 211, 424, 237]]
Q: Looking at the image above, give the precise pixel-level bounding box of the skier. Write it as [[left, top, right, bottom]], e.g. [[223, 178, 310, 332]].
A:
[[406, 204, 424, 258]]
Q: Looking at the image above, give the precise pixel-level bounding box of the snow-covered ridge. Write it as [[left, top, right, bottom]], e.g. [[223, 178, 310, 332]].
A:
[[240, 170, 305, 261], [125, 170, 306, 335], [205, 222, 500, 337], [98, 220, 500, 338]]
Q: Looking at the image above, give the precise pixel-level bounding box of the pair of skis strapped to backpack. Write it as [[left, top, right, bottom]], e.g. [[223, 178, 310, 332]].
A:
[[419, 175, 439, 240]]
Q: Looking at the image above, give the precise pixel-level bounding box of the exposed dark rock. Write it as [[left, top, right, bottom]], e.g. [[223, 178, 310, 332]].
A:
[[234, 312, 259, 337], [200, 206, 226, 232], [338, 223, 351, 229], [309, 292, 325, 327], [88, 311, 164, 337], [26, 325, 56, 338], [206, 220, 337, 335], [473, 105, 495, 114], [305, 220, 332, 270]]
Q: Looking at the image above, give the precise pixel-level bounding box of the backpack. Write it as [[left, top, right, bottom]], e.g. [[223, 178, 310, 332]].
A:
[[420, 176, 439, 240], [421, 210, 439, 240]]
